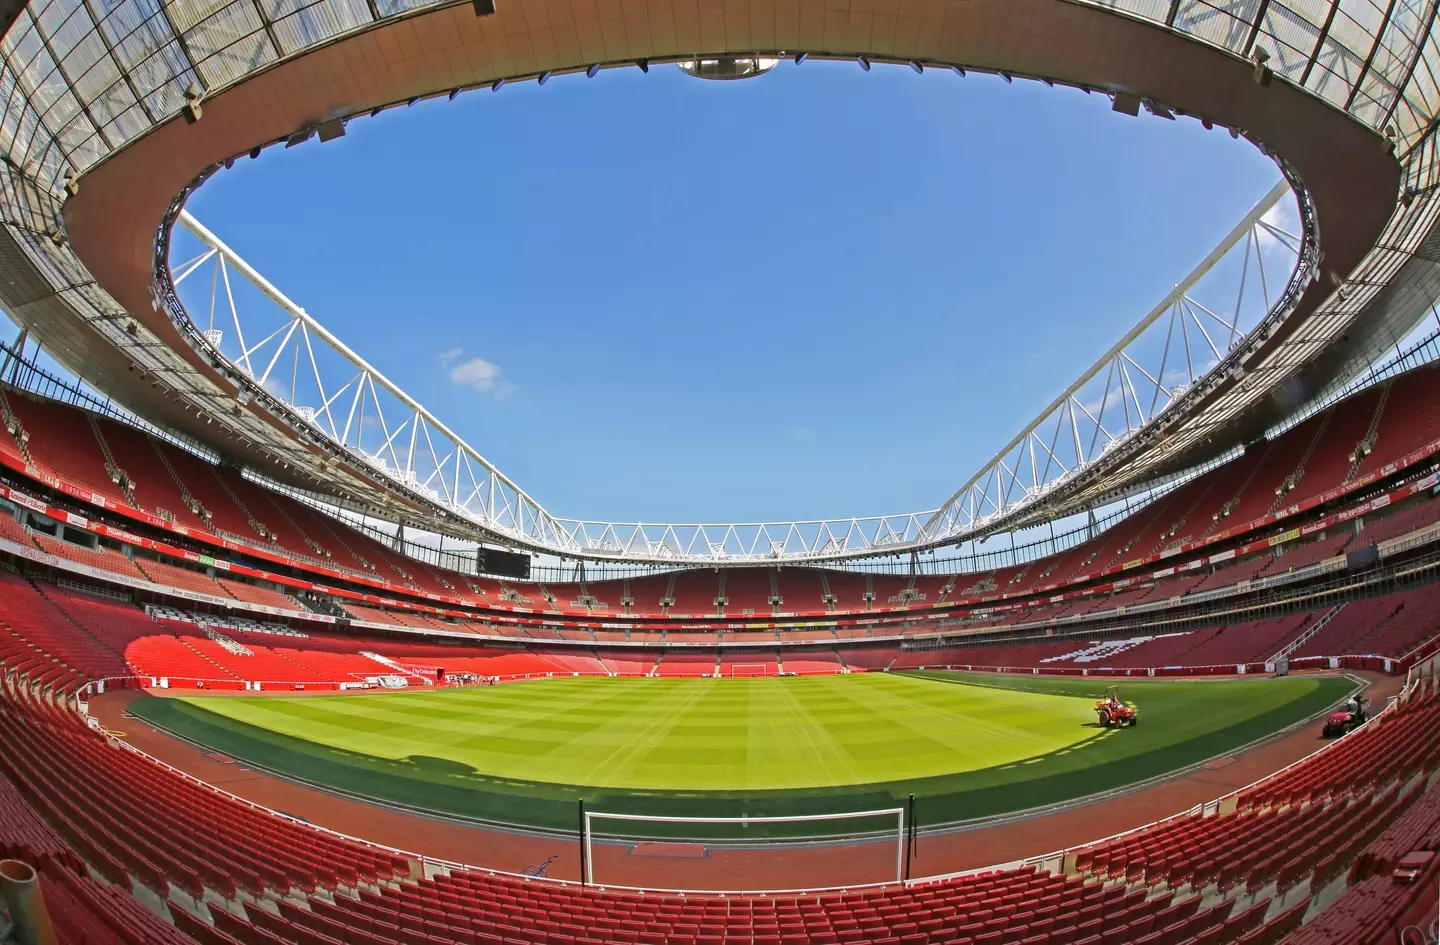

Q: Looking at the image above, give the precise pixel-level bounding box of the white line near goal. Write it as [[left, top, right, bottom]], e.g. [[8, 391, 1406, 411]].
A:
[[582, 807, 907, 889], [728, 663, 771, 677]]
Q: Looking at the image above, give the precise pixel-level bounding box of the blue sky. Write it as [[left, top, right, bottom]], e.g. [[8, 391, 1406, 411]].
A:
[[177, 60, 1279, 525]]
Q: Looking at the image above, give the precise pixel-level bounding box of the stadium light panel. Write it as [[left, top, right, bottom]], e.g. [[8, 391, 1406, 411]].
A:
[[491, 78, 504, 91], [794, 52, 807, 64], [637, 59, 650, 72], [952, 65, 965, 77], [1111, 92, 1142, 116], [587, 63, 600, 77], [857, 56, 870, 70], [909, 60, 922, 73], [538, 71, 552, 85]]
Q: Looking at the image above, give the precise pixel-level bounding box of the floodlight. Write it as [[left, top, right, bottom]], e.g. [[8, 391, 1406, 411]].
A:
[[491, 78, 505, 90], [908, 60, 922, 73], [587, 63, 600, 77], [1251, 47, 1272, 86], [182, 83, 204, 124], [951, 65, 965, 77], [794, 52, 807, 64], [857, 55, 870, 70], [316, 118, 345, 142], [999, 71, 1012, 83], [448, 88, 460, 100], [678, 57, 778, 80], [637, 59, 649, 72], [538, 71, 552, 85]]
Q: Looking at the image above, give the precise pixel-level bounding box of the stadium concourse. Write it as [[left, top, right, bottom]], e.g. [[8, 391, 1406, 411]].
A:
[[0, 354, 1439, 941]]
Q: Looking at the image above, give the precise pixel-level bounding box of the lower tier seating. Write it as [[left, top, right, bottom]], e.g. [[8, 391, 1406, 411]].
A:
[[5, 674, 1435, 944]]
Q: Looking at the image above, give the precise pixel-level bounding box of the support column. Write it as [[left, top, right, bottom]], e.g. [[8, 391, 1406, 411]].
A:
[[0, 860, 58, 945]]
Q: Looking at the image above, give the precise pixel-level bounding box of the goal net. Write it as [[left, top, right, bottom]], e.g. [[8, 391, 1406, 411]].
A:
[[729, 663, 770, 677], [581, 807, 906, 892]]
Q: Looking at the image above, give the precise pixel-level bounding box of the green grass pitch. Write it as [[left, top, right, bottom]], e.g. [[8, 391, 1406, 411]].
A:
[[129, 671, 1355, 831]]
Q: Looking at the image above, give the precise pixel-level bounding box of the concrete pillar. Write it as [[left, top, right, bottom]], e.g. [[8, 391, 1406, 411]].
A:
[[0, 860, 58, 945]]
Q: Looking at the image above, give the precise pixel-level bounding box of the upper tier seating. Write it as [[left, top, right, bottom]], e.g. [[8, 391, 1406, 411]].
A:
[[6, 360, 1440, 624], [3, 393, 131, 506]]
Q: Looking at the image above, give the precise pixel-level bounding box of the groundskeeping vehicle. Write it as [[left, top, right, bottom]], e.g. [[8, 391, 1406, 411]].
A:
[[1095, 686, 1138, 728], [1323, 695, 1369, 738]]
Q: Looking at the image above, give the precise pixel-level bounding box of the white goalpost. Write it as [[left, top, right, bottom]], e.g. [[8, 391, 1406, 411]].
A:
[[729, 663, 770, 677], [581, 807, 907, 891]]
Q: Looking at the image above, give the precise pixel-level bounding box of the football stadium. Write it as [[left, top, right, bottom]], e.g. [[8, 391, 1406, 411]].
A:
[[3, 0, 1440, 943]]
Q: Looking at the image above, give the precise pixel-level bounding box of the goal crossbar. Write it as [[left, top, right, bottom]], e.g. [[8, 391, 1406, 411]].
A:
[[589, 808, 903, 825], [582, 806, 906, 890]]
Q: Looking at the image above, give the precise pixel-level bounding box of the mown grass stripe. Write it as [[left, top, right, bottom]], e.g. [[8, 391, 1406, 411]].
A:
[[128, 672, 1354, 832]]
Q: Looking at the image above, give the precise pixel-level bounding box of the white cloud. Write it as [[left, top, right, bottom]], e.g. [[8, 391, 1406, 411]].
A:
[[441, 349, 515, 399], [1258, 193, 1301, 256], [260, 374, 289, 401]]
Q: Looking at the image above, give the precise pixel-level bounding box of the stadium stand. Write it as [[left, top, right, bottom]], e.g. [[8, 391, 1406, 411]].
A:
[[135, 557, 227, 597], [717, 651, 779, 676], [657, 650, 718, 677], [90, 415, 216, 531], [723, 568, 776, 616], [216, 577, 297, 610], [3, 664, 1434, 944], [2, 360, 1440, 635], [3, 394, 132, 507], [2, 532, 1440, 945], [29, 533, 148, 581], [0, 692, 410, 897], [779, 651, 844, 674]]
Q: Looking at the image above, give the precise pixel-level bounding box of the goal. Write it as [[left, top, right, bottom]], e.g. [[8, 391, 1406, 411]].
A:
[[581, 806, 907, 892], [729, 663, 770, 677]]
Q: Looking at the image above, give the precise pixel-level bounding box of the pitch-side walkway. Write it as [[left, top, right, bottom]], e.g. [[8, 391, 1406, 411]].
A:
[[88, 672, 1403, 891]]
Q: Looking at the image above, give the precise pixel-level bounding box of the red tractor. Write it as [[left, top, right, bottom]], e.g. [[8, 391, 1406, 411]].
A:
[[1095, 686, 1138, 728], [1322, 694, 1369, 738]]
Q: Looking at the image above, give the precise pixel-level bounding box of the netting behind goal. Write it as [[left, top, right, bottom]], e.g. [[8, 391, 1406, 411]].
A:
[[729, 663, 770, 677], [582, 807, 906, 892]]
